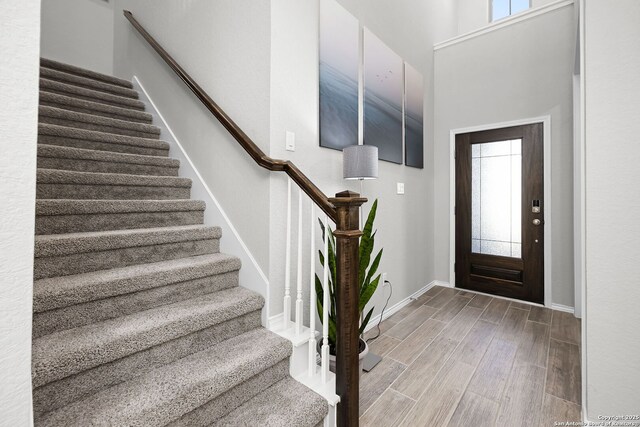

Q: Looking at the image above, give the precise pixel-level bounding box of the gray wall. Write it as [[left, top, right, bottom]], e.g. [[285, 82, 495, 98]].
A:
[[583, 0, 640, 416], [41, 0, 114, 74], [433, 3, 576, 307], [0, 0, 41, 424], [112, 0, 272, 277], [267, 0, 457, 320]]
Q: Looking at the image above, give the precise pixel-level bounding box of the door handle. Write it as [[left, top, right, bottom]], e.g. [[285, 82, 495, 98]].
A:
[[532, 219, 542, 226]]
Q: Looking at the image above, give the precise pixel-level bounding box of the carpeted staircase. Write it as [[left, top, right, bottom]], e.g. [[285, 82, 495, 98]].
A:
[[33, 58, 328, 427]]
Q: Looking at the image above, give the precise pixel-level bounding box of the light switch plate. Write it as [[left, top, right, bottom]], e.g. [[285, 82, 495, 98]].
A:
[[285, 131, 295, 151], [397, 183, 405, 195]]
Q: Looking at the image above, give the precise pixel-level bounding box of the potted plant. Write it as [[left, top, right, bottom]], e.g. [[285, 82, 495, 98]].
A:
[[315, 199, 383, 375]]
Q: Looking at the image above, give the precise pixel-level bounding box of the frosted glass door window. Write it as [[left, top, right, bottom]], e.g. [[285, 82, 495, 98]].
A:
[[471, 139, 522, 257]]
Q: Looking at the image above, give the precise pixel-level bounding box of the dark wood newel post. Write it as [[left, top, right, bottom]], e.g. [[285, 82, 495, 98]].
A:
[[330, 190, 367, 427]]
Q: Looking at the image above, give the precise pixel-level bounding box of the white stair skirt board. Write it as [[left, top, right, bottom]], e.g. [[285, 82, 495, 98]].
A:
[[270, 315, 339, 426], [132, 76, 270, 323]]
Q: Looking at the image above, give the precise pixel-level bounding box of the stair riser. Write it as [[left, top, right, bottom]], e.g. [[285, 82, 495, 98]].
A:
[[33, 310, 262, 418], [40, 98, 152, 124], [34, 271, 239, 337], [41, 58, 133, 89], [40, 68, 139, 99], [38, 134, 169, 157], [34, 238, 219, 279], [37, 155, 179, 177], [41, 83, 145, 111], [39, 115, 160, 139], [168, 359, 290, 427], [36, 209, 203, 235], [37, 183, 190, 201]]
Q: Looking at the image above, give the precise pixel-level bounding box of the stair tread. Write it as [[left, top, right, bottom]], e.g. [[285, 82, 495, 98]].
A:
[[39, 123, 169, 151], [39, 105, 161, 136], [41, 58, 133, 88], [37, 144, 179, 167], [36, 199, 204, 216], [33, 287, 267, 389], [34, 253, 240, 313], [38, 328, 289, 427], [40, 78, 145, 110], [40, 91, 152, 123], [34, 224, 220, 258], [37, 168, 191, 188], [214, 377, 328, 427], [40, 67, 139, 99]]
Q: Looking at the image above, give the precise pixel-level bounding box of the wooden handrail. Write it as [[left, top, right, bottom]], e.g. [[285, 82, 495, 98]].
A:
[[124, 11, 364, 425], [123, 10, 337, 222]]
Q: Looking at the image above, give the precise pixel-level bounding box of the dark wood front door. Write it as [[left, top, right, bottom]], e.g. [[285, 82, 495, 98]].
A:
[[455, 123, 544, 303]]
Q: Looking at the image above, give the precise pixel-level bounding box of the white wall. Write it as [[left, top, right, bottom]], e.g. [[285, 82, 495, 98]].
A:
[[457, 0, 559, 34], [268, 0, 457, 320], [583, 0, 640, 417], [41, 0, 114, 74], [0, 0, 41, 425], [434, 3, 576, 306], [112, 0, 272, 281]]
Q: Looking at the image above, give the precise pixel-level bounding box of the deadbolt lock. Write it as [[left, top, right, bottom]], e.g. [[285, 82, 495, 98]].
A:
[[532, 199, 541, 213]]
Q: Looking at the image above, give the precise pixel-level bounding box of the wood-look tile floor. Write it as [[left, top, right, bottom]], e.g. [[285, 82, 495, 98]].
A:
[[360, 286, 581, 427]]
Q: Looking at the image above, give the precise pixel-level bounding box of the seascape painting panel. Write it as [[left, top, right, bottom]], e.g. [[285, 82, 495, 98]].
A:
[[319, 0, 359, 151], [405, 62, 424, 168], [364, 28, 403, 164]]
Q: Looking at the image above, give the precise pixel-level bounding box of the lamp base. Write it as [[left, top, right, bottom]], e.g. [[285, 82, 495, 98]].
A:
[[362, 351, 383, 372]]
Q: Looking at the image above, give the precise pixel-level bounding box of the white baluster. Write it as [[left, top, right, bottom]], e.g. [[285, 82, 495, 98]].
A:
[[295, 188, 303, 336], [321, 214, 330, 384], [283, 179, 292, 330], [308, 202, 317, 377]]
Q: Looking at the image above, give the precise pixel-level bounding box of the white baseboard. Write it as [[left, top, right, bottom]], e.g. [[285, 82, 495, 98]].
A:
[[434, 280, 453, 288], [364, 281, 437, 333], [550, 303, 575, 314], [132, 76, 270, 323]]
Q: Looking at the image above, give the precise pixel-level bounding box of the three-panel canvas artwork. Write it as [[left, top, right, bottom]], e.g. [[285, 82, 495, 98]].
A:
[[319, 0, 424, 168], [318, 0, 359, 153]]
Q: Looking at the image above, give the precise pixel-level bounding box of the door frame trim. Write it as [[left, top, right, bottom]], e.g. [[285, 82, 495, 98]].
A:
[[449, 115, 552, 307]]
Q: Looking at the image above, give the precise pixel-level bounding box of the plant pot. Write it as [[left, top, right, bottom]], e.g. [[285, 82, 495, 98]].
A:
[[317, 339, 369, 378]]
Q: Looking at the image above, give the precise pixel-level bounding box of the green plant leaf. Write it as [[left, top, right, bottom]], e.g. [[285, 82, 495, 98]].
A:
[[315, 274, 337, 347], [359, 274, 380, 312], [362, 199, 378, 240], [327, 229, 337, 319], [364, 249, 383, 289], [315, 274, 324, 318], [318, 217, 326, 241], [359, 307, 375, 335], [359, 230, 376, 289], [359, 200, 378, 291]]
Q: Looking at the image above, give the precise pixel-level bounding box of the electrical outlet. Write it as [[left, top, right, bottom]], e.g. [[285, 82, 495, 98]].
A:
[[382, 272, 388, 286], [397, 183, 405, 195]]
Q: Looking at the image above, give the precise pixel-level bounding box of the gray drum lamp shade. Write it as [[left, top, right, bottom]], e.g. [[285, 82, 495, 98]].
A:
[[343, 145, 378, 180]]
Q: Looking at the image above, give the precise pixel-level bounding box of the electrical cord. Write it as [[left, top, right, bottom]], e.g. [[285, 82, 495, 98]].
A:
[[366, 279, 393, 343]]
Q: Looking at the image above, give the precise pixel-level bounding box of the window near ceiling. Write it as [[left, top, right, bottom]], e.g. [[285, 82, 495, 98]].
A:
[[491, 0, 531, 21]]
